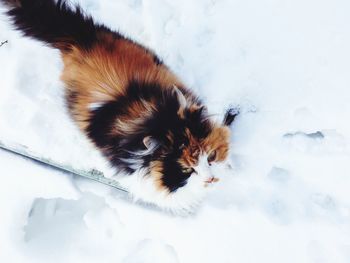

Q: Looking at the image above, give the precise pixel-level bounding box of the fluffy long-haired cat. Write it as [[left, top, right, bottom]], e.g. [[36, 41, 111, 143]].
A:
[[1, 0, 237, 212]]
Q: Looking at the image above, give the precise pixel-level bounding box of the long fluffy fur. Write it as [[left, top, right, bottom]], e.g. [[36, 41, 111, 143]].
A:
[[1, 0, 235, 211], [2, 0, 114, 51]]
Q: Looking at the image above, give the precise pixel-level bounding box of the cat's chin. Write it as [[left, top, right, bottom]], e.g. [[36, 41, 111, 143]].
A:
[[115, 169, 210, 214]]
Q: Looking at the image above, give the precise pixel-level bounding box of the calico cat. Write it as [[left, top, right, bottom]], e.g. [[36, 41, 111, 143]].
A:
[[1, 0, 237, 211]]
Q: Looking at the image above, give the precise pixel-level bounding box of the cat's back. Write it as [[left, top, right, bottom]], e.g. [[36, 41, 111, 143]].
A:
[[62, 33, 180, 95], [61, 32, 184, 130]]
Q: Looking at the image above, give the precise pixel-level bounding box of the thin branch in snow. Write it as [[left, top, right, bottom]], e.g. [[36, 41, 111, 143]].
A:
[[0, 40, 8, 47]]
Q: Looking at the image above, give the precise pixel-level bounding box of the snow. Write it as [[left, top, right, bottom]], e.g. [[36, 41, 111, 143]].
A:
[[1, 0, 350, 262]]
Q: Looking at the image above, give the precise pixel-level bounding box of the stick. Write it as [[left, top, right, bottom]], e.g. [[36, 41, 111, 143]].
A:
[[0, 40, 8, 47], [0, 139, 128, 193]]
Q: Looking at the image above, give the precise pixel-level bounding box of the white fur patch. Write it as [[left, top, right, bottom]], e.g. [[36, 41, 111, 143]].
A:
[[88, 102, 104, 111], [116, 170, 209, 214], [194, 154, 213, 182], [118, 157, 144, 171], [114, 153, 217, 214]]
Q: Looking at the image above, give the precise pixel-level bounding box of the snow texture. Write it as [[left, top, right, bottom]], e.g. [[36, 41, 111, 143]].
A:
[[1, 0, 350, 262]]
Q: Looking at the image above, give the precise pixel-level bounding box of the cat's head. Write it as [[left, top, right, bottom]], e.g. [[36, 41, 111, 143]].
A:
[[89, 82, 237, 211], [141, 86, 236, 195]]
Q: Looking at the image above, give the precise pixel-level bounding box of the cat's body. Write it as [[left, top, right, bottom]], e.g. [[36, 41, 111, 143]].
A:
[[1, 0, 236, 211]]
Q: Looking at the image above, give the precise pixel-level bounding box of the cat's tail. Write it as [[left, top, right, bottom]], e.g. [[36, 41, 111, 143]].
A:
[[1, 0, 114, 51]]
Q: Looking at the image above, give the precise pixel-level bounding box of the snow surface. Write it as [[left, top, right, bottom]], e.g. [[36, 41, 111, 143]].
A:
[[1, 0, 350, 262]]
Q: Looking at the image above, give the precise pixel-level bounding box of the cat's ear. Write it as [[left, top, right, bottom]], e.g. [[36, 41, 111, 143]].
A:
[[191, 105, 207, 120], [143, 136, 158, 150], [173, 85, 187, 110], [223, 108, 239, 126], [196, 105, 206, 116]]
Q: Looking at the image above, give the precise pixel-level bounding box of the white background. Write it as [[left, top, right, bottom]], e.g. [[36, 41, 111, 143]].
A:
[[0, 0, 350, 262]]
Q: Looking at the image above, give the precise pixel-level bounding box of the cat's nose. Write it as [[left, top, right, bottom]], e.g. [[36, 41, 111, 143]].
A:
[[206, 177, 215, 183]]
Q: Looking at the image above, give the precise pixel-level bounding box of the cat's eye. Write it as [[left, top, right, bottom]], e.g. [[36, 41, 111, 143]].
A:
[[183, 167, 196, 174], [207, 150, 217, 164], [179, 143, 186, 150]]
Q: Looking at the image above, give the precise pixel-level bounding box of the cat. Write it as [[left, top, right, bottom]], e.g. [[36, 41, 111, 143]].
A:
[[1, 0, 237, 212]]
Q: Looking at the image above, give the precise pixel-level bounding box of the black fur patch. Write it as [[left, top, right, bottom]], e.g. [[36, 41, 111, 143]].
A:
[[87, 99, 139, 174], [162, 152, 191, 192], [185, 106, 212, 139], [153, 55, 163, 65], [223, 107, 239, 126], [87, 100, 120, 148]]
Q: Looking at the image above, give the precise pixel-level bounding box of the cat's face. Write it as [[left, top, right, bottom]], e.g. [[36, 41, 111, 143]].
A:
[[143, 88, 235, 194], [148, 122, 231, 193], [178, 125, 230, 185]]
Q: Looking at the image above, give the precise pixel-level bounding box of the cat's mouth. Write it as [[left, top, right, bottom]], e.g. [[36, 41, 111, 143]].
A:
[[204, 177, 219, 187]]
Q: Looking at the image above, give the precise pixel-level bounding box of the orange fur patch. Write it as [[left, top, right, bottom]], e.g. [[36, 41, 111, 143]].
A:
[[203, 126, 231, 162], [149, 160, 169, 192], [178, 125, 231, 168], [178, 129, 201, 168]]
